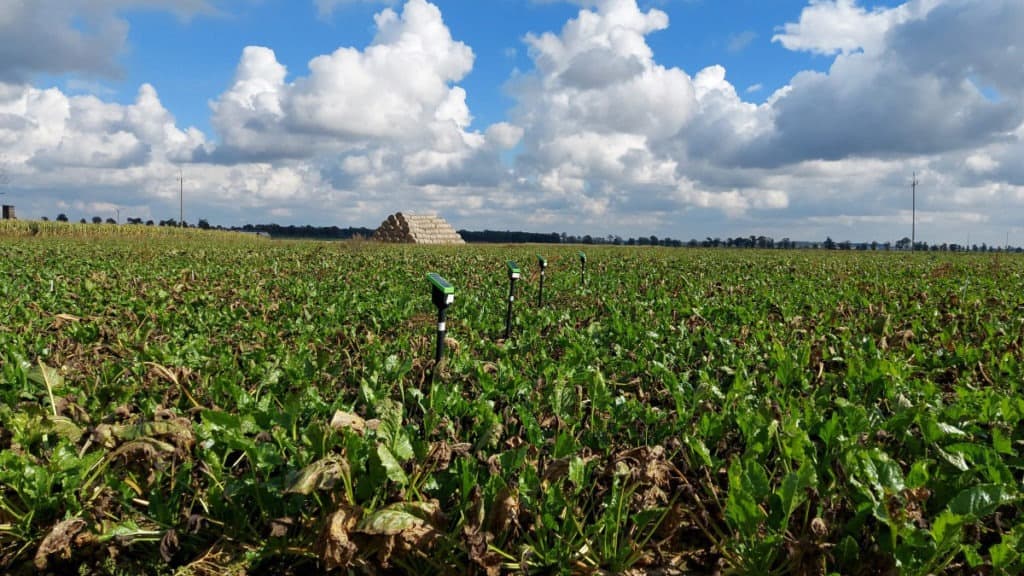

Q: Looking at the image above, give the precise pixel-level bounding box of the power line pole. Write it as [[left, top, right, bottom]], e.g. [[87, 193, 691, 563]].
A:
[[911, 172, 918, 252], [179, 166, 184, 228]]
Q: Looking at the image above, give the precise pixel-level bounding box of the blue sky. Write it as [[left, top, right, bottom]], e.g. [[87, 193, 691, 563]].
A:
[[83, 1, 790, 131], [2, 0, 1022, 245], [87, 0, 843, 134]]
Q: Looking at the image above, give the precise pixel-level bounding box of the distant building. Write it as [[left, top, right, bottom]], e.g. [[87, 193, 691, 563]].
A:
[[2, 205, 15, 220]]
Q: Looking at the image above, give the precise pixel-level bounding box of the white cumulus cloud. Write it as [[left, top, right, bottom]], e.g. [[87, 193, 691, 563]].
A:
[[209, 0, 513, 194], [772, 0, 940, 55], [508, 0, 783, 225], [0, 82, 205, 172]]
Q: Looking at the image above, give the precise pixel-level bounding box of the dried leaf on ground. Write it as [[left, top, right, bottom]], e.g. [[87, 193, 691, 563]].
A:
[[34, 517, 91, 570], [316, 507, 359, 570], [330, 410, 367, 434]]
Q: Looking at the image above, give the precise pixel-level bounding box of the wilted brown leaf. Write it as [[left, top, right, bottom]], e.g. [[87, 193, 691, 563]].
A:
[[356, 500, 442, 536], [159, 529, 179, 562], [34, 517, 91, 570], [269, 517, 296, 539], [330, 410, 367, 434], [488, 486, 520, 536], [354, 501, 444, 568], [425, 441, 470, 472], [316, 507, 359, 570], [542, 457, 571, 483], [287, 455, 349, 495], [463, 524, 501, 576], [51, 313, 82, 329]]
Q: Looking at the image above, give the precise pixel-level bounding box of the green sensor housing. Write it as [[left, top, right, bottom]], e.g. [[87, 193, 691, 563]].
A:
[[428, 273, 454, 294], [506, 261, 521, 280], [428, 273, 455, 309]]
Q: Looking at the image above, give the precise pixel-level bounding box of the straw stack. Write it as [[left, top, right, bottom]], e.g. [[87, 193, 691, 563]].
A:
[[372, 212, 465, 244]]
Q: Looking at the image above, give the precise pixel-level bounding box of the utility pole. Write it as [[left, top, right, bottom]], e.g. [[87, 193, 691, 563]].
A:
[[911, 172, 918, 252], [116, 208, 119, 224], [179, 166, 184, 228]]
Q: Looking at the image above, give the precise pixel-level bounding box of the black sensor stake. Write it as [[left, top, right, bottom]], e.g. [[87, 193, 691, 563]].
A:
[[505, 261, 521, 339], [536, 254, 547, 307], [578, 251, 587, 288], [427, 273, 455, 381]]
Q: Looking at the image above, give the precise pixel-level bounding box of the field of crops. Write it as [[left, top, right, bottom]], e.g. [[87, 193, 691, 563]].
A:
[[1, 230, 1022, 575]]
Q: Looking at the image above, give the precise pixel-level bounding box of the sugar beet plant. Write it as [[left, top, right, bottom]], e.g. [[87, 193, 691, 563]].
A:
[[0, 234, 1022, 575]]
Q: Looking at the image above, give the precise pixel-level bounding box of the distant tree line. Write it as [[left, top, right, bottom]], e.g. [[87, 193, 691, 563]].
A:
[[39, 213, 1024, 252], [234, 223, 376, 239], [458, 230, 562, 244], [460, 231, 689, 246], [816, 236, 1020, 253]]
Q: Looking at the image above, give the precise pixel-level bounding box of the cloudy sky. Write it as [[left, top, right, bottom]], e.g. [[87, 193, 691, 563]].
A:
[[0, 0, 1021, 244]]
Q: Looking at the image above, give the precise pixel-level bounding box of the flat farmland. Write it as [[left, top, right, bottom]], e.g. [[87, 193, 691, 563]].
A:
[[1, 232, 1022, 575]]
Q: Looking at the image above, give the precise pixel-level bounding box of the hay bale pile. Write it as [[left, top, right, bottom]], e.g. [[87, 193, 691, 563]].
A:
[[372, 212, 465, 244]]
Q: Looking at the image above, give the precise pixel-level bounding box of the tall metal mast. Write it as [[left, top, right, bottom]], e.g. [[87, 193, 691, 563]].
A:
[[911, 172, 918, 252]]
